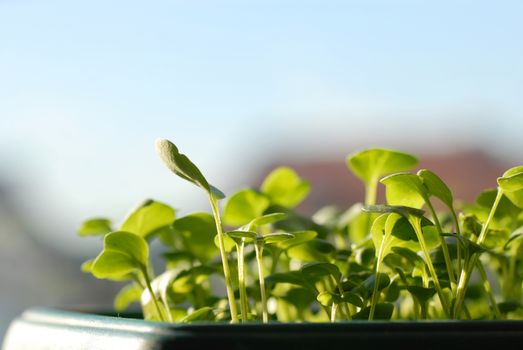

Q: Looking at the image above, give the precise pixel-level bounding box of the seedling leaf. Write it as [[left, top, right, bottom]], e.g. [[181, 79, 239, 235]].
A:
[[173, 213, 218, 263], [380, 173, 427, 209], [275, 230, 317, 251], [261, 167, 310, 208], [363, 204, 425, 218], [498, 166, 523, 208], [223, 189, 270, 227], [347, 148, 418, 186], [120, 199, 175, 238], [92, 231, 148, 280], [114, 283, 143, 312], [417, 169, 454, 208], [78, 218, 112, 236], [155, 138, 224, 198]]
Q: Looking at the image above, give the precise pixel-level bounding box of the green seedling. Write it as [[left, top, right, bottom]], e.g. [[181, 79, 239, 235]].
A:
[[78, 139, 523, 323], [155, 139, 238, 322]]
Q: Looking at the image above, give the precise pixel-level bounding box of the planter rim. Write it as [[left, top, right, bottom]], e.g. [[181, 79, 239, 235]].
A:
[[12, 306, 523, 331], [4, 307, 523, 350]]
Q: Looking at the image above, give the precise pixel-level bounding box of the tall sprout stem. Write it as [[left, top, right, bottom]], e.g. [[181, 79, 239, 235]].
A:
[[369, 229, 387, 320], [453, 188, 503, 319], [209, 196, 239, 323], [255, 244, 269, 323], [410, 217, 450, 318], [141, 268, 166, 322], [476, 259, 501, 319], [237, 242, 249, 322], [450, 209, 463, 280], [426, 201, 456, 293]]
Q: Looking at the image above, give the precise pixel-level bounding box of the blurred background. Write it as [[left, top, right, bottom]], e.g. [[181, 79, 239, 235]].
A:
[[1, 0, 522, 338]]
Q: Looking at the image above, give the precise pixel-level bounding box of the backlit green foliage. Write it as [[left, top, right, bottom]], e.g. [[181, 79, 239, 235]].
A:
[[79, 141, 523, 323]]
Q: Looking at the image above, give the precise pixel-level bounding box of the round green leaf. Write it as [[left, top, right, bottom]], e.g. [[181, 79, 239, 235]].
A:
[[275, 230, 317, 250], [417, 169, 454, 209], [223, 189, 270, 227], [120, 199, 176, 238], [380, 173, 427, 209], [78, 218, 112, 236], [261, 167, 310, 208], [114, 283, 143, 312], [173, 213, 218, 263], [498, 166, 523, 208], [346, 148, 418, 185], [92, 231, 149, 280]]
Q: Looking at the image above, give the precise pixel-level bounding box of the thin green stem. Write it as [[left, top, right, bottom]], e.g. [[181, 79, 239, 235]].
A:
[[330, 303, 338, 322], [236, 242, 249, 323], [141, 268, 165, 322], [409, 217, 450, 318], [369, 229, 387, 320], [453, 188, 503, 319], [209, 195, 239, 323], [426, 200, 456, 292], [450, 209, 463, 281], [364, 177, 379, 206], [476, 259, 501, 319], [420, 301, 428, 319], [362, 178, 379, 241], [334, 277, 352, 320], [413, 299, 420, 320], [254, 243, 269, 323]]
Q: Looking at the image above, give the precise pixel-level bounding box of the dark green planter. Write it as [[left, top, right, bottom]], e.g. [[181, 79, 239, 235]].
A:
[[3, 307, 523, 350]]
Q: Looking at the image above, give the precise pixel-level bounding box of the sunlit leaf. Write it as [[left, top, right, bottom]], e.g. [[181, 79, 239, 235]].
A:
[[275, 230, 317, 251], [223, 189, 270, 227], [81, 259, 95, 273], [78, 218, 112, 236], [346, 148, 418, 186], [91, 231, 148, 280], [173, 213, 218, 263], [155, 138, 224, 199], [417, 169, 454, 208], [498, 166, 523, 208], [114, 283, 143, 312], [120, 199, 176, 238], [244, 213, 287, 230], [261, 167, 310, 208], [380, 173, 427, 209]]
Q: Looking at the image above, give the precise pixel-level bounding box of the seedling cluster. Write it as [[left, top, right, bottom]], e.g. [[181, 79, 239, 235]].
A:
[[79, 139, 523, 323]]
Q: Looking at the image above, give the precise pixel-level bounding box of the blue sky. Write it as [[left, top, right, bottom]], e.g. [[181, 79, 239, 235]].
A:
[[0, 0, 522, 254]]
